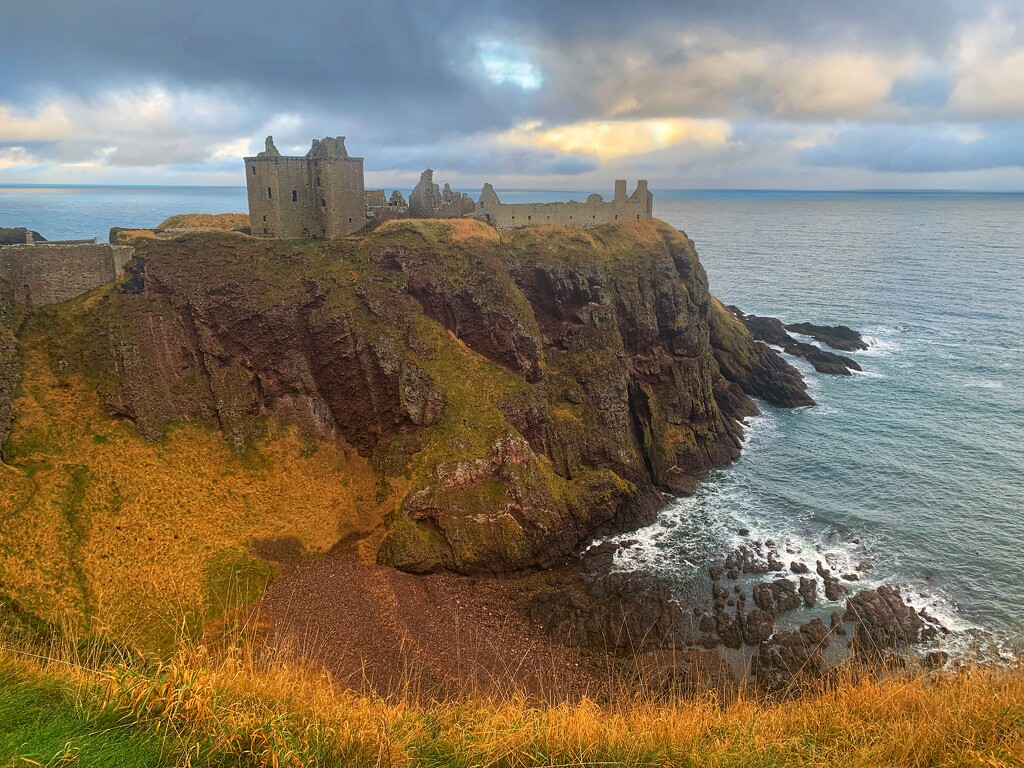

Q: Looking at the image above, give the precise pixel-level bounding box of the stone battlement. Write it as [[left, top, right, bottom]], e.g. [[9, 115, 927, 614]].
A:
[[244, 135, 654, 239]]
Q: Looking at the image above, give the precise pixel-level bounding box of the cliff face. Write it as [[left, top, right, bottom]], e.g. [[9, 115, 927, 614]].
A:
[[0, 277, 19, 453], [34, 219, 808, 575]]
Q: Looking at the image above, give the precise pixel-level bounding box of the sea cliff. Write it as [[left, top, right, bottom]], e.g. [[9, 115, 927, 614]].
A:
[[1, 219, 810, 608]]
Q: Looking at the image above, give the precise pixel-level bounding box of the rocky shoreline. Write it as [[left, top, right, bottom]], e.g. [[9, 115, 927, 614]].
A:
[[518, 529, 951, 694], [513, 314, 955, 693]]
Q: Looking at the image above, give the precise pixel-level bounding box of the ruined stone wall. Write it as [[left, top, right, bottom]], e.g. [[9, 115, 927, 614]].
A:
[[473, 181, 654, 230], [0, 244, 133, 306], [409, 169, 476, 219]]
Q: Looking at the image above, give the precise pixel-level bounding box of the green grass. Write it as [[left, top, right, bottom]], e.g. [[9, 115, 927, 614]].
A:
[[0, 666, 176, 768]]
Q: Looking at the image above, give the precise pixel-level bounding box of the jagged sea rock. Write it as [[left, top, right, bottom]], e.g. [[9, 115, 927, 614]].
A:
[[527, 569, 694, 650], [753, 578, 801, 616], [753, 618, 831, 693], [785, 322, 868, 352], [843, 585, 943, 654], [728, 307, 862, 375]]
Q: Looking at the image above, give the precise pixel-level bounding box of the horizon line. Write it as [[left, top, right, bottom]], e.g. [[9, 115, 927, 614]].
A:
[[2, 183, 1023, 195]]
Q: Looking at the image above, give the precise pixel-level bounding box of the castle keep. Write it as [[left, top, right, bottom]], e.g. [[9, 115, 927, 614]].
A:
[[245, 136, 366, 239], [245, 136, 653, 238]]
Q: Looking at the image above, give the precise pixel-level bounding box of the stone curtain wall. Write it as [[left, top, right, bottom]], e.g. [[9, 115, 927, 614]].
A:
[[0, 244, 133, 306], [473, 181, 654, 231]]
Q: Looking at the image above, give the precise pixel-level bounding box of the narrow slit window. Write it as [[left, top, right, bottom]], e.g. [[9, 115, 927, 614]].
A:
[[251, 166, 256, 175], [291, 190, 297, 202], [267, 187, 272, 199], [321, 199, 326, 207]]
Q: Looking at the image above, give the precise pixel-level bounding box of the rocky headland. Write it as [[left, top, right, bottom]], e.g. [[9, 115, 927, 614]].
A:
[[0, 217, 939, 696]]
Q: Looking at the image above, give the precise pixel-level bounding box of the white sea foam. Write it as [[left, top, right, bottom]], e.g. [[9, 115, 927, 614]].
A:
[[808, 404, 844, 417], [962, 378, 1004, 389], [850, 369, 886, 380], [858, 327, 904, 357]]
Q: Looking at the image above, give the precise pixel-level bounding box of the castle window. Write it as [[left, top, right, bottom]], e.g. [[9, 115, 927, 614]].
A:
[[267, 187, 272, 199], [528, 215, 531, 221], [592, 215, 596, 219], [317, 177, 321, 187], [262, 215, 266, 223], [251, 166, 256, 175], [321, 199, 326, 207], [348, 217, 352, 223], [292, 190, 297, 202], [637, 214, 640, 220], [615, 215, 618, 220]]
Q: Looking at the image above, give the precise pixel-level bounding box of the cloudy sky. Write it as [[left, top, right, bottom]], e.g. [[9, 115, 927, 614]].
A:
[[1, 0, 1023, 190]]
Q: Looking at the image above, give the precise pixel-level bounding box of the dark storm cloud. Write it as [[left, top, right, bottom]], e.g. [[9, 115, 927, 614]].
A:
[[801, 122, 1024, 172], [2, 0, 1024, 183], [0, 0, 987, 127]]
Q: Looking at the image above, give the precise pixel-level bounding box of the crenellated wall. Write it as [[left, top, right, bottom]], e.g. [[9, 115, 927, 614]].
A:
[[0, 243, 133, 306]]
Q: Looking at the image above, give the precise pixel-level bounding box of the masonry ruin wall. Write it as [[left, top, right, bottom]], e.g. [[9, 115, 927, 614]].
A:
[[0, 243, 133, 306]]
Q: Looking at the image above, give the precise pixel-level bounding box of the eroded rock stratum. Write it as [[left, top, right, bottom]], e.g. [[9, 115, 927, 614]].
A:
[[15, 219, 810, 575]]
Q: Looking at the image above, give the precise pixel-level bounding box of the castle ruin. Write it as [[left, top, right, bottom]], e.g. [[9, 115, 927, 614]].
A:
[[244, 136, 653, 238], [245, 136, 366, 239]]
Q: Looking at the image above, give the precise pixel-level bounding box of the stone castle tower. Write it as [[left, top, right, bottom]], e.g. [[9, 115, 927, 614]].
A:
[[244, 136, 365, 238]]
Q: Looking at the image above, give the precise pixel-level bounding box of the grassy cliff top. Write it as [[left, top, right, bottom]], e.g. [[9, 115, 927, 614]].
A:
[[155, 212, 249, 231]]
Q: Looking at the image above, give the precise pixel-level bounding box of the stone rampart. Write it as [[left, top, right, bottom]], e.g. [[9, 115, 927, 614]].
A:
[[0, 243, 133, 306], [472, 180, 653, 230]]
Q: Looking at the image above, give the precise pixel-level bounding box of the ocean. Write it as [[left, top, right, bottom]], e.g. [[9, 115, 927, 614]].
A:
[[2, 185, 1022, 649]]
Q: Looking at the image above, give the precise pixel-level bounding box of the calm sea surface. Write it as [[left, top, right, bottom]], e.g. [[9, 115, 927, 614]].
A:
[[3, 185, 1023, 647]]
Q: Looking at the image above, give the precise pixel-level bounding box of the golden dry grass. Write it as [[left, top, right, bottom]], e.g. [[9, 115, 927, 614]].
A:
[[156, 213, 249, 231], [1, 333, 384, 651], [447, 217, 501, 246], [3, 632, 1023, 768], [109, 228, 161, 245]]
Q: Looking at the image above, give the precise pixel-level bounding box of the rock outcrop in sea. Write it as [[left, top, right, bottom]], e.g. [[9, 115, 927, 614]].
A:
[[727, 307, 864, 375]]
